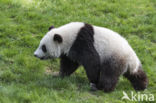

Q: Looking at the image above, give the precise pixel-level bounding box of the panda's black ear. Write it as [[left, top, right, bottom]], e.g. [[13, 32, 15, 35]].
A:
[[53, 34, 63, 43], [48, 25, 55, 31]]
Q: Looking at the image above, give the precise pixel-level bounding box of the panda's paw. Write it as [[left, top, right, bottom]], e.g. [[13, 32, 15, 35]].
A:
[[90, 83, 98, 91]]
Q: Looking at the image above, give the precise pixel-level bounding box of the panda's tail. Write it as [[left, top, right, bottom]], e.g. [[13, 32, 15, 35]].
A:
[[124, 62, 148, 91], [123, 52, 148, 91]]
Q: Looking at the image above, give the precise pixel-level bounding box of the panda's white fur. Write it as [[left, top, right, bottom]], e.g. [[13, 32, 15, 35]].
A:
[[34, 22, 140, 74]]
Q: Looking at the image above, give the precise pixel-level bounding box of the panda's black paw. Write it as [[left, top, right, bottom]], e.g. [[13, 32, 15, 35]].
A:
[[90, 83, 98, 91]]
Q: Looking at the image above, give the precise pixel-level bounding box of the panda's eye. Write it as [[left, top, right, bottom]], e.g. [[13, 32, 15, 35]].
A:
[[42, 45, 47, 53]]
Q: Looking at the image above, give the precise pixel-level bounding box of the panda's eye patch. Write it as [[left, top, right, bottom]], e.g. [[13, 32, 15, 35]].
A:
[[42, 45, 47, 53]]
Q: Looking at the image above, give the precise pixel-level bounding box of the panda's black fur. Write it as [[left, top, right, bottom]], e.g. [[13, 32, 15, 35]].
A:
[[61, 24, 101, 85]]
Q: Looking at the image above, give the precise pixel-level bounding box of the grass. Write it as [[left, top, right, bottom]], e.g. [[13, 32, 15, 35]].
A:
[[0, 0, 156, 103]]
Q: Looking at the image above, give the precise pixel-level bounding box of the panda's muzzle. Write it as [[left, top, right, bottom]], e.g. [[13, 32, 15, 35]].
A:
[[34, 54, 38, 58], [40, 57, 45, 60], [34, 54, 45, 60], [34, 54, 53, 60], [40, 57, 53, 60]]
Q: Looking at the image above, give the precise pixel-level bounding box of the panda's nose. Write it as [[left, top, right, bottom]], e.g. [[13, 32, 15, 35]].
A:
[[34, 54, 38, 57]]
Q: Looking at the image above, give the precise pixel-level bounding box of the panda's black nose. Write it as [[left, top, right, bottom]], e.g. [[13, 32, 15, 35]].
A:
[[34, 54, 38, 57]]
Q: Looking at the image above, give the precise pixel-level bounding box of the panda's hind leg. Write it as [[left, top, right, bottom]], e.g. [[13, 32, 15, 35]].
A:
[[97, 56, 125, 92], [124, 65, 148, 91], [97, 72, 120, 92]]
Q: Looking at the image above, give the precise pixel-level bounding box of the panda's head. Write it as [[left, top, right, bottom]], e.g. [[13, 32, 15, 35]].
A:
[[34, 26, 63, 60]]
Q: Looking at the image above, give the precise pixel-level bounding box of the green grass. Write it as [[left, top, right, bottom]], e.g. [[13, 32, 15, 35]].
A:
[[0, 0, 156, 103]]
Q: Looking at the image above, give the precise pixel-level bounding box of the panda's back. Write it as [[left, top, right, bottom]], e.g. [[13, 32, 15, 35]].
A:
[[93, 26, 128, 57], [93, 26, 140, 70]]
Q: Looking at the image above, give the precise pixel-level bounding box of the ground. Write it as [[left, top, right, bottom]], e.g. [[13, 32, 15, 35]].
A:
[[0, 0, 156, 103]]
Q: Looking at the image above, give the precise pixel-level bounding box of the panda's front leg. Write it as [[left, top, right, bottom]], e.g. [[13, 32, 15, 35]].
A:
[[82, 57, 101, 91], [59, 55, 79, 77]]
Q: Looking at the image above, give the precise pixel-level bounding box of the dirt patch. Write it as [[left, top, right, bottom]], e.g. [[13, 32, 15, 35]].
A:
[[45, 67, 59, 76]]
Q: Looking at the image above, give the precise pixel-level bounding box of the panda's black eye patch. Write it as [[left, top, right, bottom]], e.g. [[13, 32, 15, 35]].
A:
[[42, 45, 47, 53]]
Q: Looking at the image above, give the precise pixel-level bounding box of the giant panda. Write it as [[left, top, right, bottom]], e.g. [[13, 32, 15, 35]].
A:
[[34, 22, 148, 92]]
